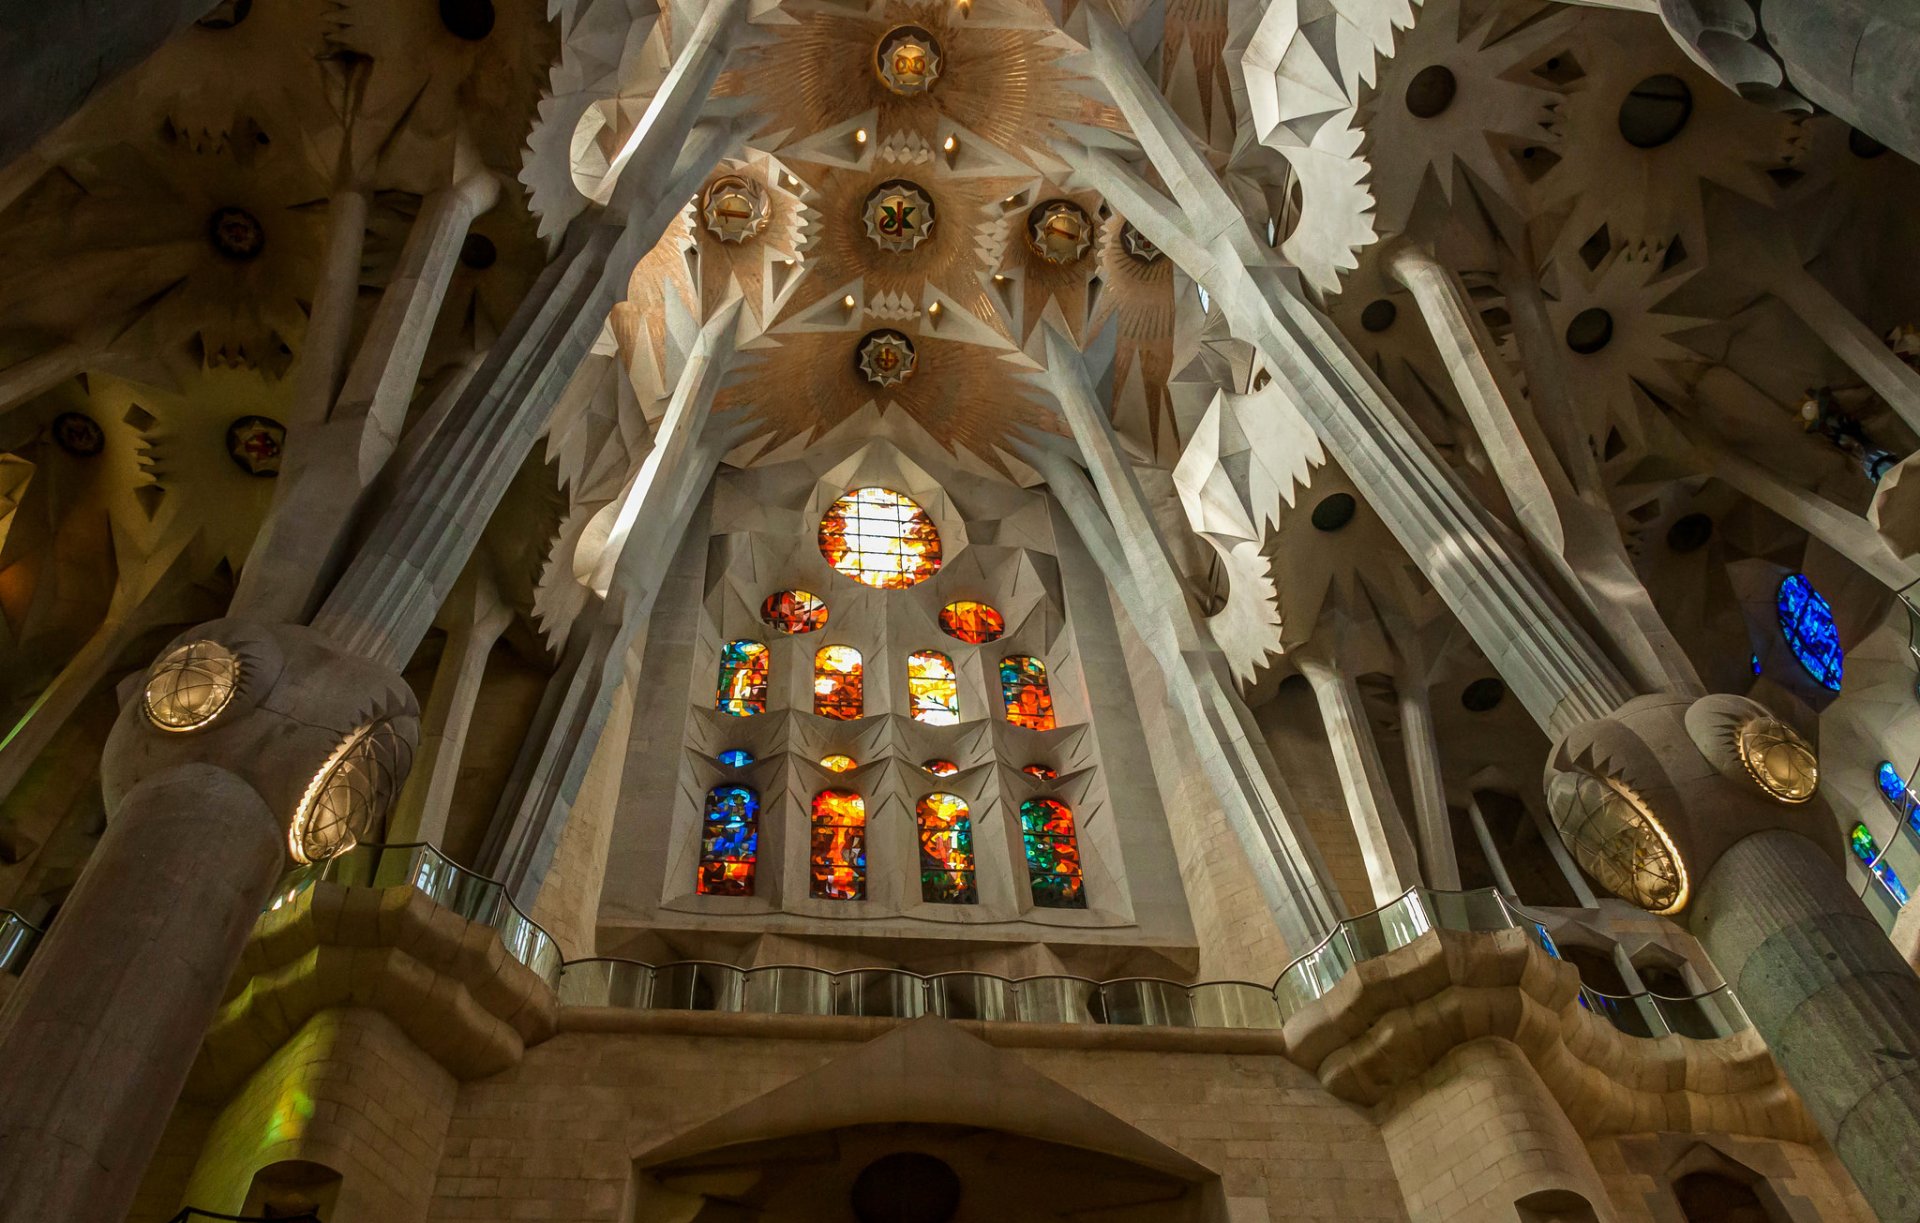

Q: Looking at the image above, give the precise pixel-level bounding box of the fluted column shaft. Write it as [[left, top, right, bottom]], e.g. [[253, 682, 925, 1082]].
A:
[[1298, 654, 1421, 907], [1694, 830, 1920, 1222], [1397, 679, 1460, 891]]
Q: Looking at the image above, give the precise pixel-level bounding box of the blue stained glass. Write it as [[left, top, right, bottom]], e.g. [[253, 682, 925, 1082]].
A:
[[717, 749, 754, 769], [1750, 654, 1762, 676], [1850, 823, 1909, 905], [1776, 574, 1843, 691], [1879, 761, 1908, 807], [698, 785, 759, 896]]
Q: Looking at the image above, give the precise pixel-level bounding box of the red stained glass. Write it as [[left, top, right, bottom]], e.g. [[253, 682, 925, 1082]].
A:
[[939, 600, 1005, 644], [922, 758, 959, 777], [917, 793, 977, 904], [814, 645, 863, 720], [717, 641, 769, 716], [819, 487, 942, 589], [907, 649, 959, 725], [761, 589, 828, 634], [1020, 797, 1085, 908], [999, 654, 1055, 731], [1021, 763, 1057, 780], [810, 789, 867, 900]]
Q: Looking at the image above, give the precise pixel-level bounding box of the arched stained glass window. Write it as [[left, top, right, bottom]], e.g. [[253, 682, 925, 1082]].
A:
[[820, 753, 857, 772], [1878, 761, 1911, 809], [814, 645, 863, 719], [1000, 654, 1056, 731], [907, 650, 959, 725], [1777, 574, 1843, 691], [1850, 822, 1908, 904], [917, 793, 977, 904], [819, 487, 942, 588], [697, 785, 758, 895], [922, 758, 959, 777], [717, 641, 769, 716], [762, 589, 828, 634], [717, 748, 754, 769], [1020, 797, 1086, 908], [810, 790, 867, 900], [940, 600, 1004, 644]]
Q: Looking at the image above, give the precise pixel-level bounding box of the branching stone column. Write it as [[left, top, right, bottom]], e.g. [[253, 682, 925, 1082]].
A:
[[1062, 9, 1636, 738], [1396, 673, 1460, 891], [483, 305, 748, 907], [1028, 328, 1344, 949], [1771, 265, 1920, 437], [1297, 652, 1422, 908], [235, 163, 504, 623]]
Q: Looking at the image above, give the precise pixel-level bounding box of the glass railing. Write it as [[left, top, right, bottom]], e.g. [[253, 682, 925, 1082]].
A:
[[268, 843, 561, 987], [554, 886, 1744, 1042], [0, 908, 43, 976]]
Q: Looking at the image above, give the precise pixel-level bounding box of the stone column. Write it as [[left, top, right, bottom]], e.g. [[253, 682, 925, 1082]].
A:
[[1465, 793, 1520, 898], [1772, 265, 1920, 438], [1065, 9, 1637, 736], [289, 188, 372, 427], [1520, 794, 1600, 908], [1397, 676, 1461, 890], [0, 764, 283, 1223], [483, 305, 745, 905], [1694, 829, 1920, 1222], [235, 165, 502, 624], [1298, 653, 1422, 907], [0, 1, 226, 167], [1028, 329, 1345, 948], [386, 566, 512, 848]]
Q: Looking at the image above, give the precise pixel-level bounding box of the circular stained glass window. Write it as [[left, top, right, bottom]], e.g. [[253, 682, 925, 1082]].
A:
[[1776, 573, 1843, 691], [819, 487, 942, 589], [939, 600, 1004, 644]]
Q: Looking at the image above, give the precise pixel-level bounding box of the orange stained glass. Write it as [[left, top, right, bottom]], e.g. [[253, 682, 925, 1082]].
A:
[[716, 641, 769, 716], [1021, 763, 1057, 780], [818, 487, 942, 589], [999, 654, 1055, 731], [1020, 796, 1085, 908], [813, 645, 864, 719], [940, 600, 1005, 644], [917, 792, 977, 904], [922, 758, 959, 777], [810, 789, 867, 900], [820, 754, 857, 772], [907, 649, 959, 725], [762, 589, 828, 634]]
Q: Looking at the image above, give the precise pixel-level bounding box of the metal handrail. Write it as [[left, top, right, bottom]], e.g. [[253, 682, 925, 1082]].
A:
[[268, 842, 561, 986], [0, 908, 44, 975], [167, 1210, 320, 1223], [555, 885, 1744, 1042]]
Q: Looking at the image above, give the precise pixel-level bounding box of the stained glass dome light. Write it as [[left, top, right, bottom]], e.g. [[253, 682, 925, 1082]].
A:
[[819, 487, 941, 588], [143, 640, 242, 733]]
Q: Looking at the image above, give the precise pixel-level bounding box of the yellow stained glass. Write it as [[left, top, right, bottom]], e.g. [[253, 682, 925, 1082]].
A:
[[810, 789, 867, 900], [717, 641, 769, 716], [814, 644, 864, 720], [820, 754, 857, 772], [940, 600, 1004, 644], [907, 649, 959, 725], [1000, 654, 1055, 731], [819, 487, 942, 589]]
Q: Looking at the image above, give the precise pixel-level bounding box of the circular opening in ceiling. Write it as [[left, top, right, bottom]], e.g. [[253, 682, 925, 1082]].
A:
[[1848, 128, 1889, 159], [207, 206, 266, 261], [460, 234, 498, 270], [1564, 307, 1614, 354], [51, 412, 105, 457], [1618, 74, 1692, 148], [1405, 65, 1458, 119], [1461, 677, 1506, 712], [1666, 512, 1714, 553], [1360, 299, 1398, 332], [850, 1152, 962, 1223], [439, 0, 496, 41], [1311, 493, 1357, 532], [196, 0, 252, 28]]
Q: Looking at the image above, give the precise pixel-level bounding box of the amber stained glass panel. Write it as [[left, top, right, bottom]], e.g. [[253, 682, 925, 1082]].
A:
[[1000, 654, 1056, 731], [922, 758, 959, 777], [1021, 763, 1057, 780], [820, 754, 857, 772], [818, 487, 942, 589], [940, 600, 1005, 644], [761, 589, 828, 634], [917, 792, 977, 904], [810, 789, 867, 900], [813, 645, 864, 720], [717, 641, 769, 717], [697, 785, 758, 896], [907, 649, 959, 725], [1020, 797, 1085, 908]]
